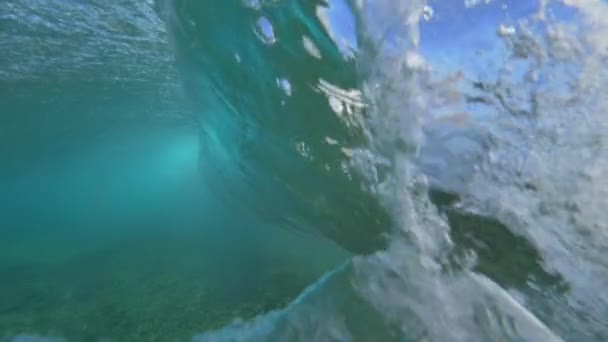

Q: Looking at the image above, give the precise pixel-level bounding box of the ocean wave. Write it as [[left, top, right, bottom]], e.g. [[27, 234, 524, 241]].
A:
[[1, 0, 607, 340]]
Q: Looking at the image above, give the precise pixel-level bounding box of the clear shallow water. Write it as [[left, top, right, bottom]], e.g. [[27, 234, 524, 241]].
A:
[[1, 0, 608, 341]]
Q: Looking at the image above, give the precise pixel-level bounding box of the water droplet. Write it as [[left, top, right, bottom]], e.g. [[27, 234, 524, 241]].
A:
[[254, 17, 276, 45], [295, 141, 312, 159], [303, 36, 321, 59], [422, 5, 434, 21], [497, 24, 516, 37]]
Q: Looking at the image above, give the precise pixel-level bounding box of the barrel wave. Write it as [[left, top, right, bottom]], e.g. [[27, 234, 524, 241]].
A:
[[1, 0, 607, 341]]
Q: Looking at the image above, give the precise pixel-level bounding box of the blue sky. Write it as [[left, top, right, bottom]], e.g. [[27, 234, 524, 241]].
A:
[[320, 0, 580, 76]]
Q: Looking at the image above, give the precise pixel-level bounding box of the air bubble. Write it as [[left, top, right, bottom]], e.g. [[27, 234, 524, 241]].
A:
[[277, 78, 292, 96], [254, 16, 276, 45]]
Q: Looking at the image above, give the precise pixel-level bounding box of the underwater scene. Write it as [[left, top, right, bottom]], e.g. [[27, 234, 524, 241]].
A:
[[1, 0, 607, 341]]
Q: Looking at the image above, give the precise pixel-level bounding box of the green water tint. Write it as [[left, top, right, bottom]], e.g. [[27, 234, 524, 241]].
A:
[[0, 231, 346, 341], [164, 0, 392, 254], [0, 0, 367, 339], [0, 122, 348, 340]]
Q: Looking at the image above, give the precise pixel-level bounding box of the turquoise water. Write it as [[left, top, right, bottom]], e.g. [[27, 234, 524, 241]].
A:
[[2, 0, 608, 341]]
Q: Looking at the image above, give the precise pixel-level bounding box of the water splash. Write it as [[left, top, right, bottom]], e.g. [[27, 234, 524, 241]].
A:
[[196, 0, 607, 340]]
